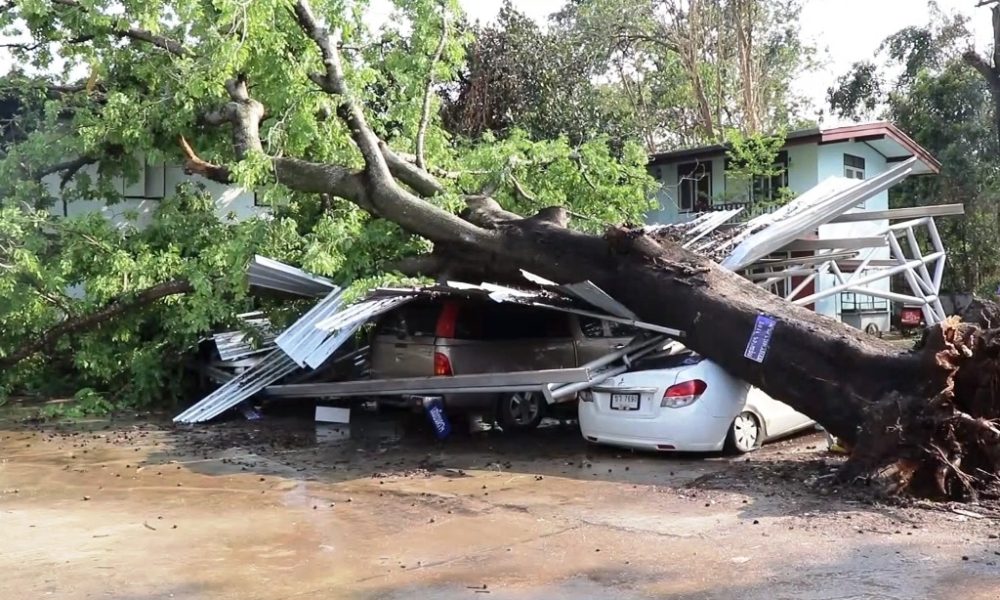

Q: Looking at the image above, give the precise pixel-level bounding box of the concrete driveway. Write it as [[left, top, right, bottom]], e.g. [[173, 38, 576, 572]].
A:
[[1, 412, 998, 599]]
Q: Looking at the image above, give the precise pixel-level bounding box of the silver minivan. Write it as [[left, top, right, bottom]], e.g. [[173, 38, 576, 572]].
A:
[[369, 298, 634, 430]]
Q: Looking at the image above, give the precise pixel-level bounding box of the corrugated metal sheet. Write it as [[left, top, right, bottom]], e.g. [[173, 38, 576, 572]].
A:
[[313, 295, 415, 333], [247, 255, 338, 297], [557, 281, 638, 320], [720, 158, 920, 271], [511, 274, 637, 320], [174, 350, 300, 424], [448, 279, 684, 337], [643, 208, 743, 250], [306, 295, 415, 369], [274, 289, 347, 366], [212, 318, 276, 361]]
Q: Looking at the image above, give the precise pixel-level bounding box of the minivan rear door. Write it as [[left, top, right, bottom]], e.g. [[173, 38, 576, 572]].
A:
[[574, 317, 639, 365], [369, 300, 441, 378]]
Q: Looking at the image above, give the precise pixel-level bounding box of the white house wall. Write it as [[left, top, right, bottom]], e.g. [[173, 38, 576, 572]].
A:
[[43, 160, 266, 229]]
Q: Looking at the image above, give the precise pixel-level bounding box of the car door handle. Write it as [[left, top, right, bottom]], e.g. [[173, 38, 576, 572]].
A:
[[613, 343, 626, 349]]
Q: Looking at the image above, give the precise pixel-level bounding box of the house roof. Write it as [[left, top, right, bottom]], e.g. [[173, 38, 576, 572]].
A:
[[648, 122, 941, 174]]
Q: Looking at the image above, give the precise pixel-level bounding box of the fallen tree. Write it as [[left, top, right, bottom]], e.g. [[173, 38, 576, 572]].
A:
[[3, 0, 1000, 500]]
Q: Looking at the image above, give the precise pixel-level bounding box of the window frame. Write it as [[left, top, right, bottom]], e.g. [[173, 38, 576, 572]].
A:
[[677, 160, 712, 213], [844, 154, 866, 180]]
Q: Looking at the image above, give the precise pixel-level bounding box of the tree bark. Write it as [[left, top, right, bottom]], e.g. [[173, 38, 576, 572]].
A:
[[964, 3, 1000, 149]]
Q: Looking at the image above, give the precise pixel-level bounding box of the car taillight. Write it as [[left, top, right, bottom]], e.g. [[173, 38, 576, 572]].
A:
[[435, 301, 460, 337], [661, 379, 707, 408], [434, 351, 453, 376]]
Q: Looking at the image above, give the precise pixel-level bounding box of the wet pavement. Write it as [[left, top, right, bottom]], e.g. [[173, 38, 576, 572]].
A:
[[2, 411, 1000, 599]]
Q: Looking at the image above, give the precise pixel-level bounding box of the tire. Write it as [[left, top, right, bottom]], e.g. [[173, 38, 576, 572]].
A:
[[726, 411, 762, 453], [497, 391, 545, 431], [864, 322, 880, 337]]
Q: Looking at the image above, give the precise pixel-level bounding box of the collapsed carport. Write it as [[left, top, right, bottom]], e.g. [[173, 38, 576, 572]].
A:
[[175, 156, 960, 430]]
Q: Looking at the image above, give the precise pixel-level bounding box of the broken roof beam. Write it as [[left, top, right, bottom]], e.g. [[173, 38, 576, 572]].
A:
[[750, 250, 859, 270], [829, 204, 965, 224], [265, 367, 594, 398], [782, 237, 887, 251]]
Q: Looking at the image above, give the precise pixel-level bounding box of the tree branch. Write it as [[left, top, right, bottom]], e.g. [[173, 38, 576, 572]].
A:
[[379, 141, 445, 196], [27, 155, 98, 189], [0, 278, 193, 370], [50, 0, 190, 57], [291, 1, 389, 178], [289, 0, 495, 247], [415, 8, 449, 170], [963, 50, 1000, 89], [178, 135, 370, 208]]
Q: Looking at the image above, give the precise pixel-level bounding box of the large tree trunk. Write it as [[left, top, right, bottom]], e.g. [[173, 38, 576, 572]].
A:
[[441, 217, 1000, 500]]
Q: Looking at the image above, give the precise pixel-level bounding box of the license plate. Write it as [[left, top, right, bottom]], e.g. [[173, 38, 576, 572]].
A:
[[610, 393, 640, 411]]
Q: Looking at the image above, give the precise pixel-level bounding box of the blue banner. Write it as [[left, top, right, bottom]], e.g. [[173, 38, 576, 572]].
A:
[[744, 315, 777, 363], [424, 398, 452, 439]]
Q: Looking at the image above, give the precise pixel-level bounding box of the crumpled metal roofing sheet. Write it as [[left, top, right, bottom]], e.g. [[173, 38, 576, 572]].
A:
[[247, 255, 338, 297], [305, 295, 416, 369], [274, 289, 346, 366], [643, 208, 743, 249], [213, 318, 276, 361], [173, 350, 299, 424], [720, 157, 920, 271], [452, 278, 684, 337]]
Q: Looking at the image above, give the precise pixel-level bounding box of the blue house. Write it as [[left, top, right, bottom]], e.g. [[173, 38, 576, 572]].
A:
[[646, 122, 942, 332]]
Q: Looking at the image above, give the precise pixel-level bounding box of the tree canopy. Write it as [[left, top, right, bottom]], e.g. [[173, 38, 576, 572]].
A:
[[0, 0, 660, 408]]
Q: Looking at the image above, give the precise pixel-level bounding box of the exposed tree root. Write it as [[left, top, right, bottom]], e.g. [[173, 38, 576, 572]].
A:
[[846, 316, 1000, 500]]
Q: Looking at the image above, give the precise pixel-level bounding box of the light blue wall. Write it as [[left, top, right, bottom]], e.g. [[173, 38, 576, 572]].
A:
[[786, 144, 818, 195], [815, 141, 892, 319], [647, 156, 726, 225], [646, 139, 899, 327], [647, 143, 821, 225]]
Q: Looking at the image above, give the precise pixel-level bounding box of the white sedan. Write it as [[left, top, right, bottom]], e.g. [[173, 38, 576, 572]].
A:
[[578, 351, 814, 453]]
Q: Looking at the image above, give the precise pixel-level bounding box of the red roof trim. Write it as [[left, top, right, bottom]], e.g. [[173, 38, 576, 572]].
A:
[[648, 122, 941, 174], [817, 122, 941, 173]]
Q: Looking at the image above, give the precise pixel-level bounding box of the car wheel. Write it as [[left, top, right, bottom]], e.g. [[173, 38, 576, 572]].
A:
[[498, 392, 545, 431], [726, 411, 761, 453]]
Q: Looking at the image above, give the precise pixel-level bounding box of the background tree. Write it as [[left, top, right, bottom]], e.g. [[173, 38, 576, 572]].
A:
[[441, 2, 640, 150], [827, 3, 1000, 294], [551, 0, 816, 148], [443, 0, 816, 152]]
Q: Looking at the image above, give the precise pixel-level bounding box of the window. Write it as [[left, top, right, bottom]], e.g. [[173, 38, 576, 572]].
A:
[[579, 317, 607, 338], [751, 151, 789, 203], [840, 292, 887, 313], [451, 301, 572, 340], [677, 161, 712, 212], [724, 151, 789, 204], [844, 154, 866, 180], [377, 300, 442, 338]]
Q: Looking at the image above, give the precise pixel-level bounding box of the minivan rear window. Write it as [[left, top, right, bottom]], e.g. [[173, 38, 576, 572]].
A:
[[632, 351, 704, 371], [452, 301, 572, 340], [377, 300, 441, 338]]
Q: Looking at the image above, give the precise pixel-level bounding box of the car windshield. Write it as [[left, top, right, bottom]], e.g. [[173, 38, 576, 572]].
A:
[[631, 351, 703, 371]]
